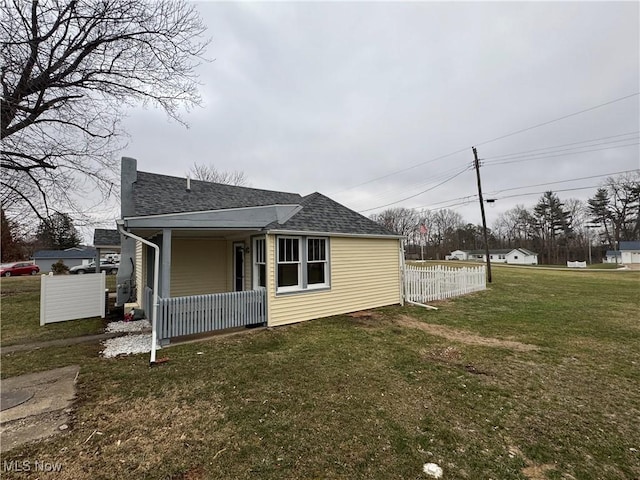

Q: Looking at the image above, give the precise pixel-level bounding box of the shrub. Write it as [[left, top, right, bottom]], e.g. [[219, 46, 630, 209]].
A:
[[51, 259, 70, 275]]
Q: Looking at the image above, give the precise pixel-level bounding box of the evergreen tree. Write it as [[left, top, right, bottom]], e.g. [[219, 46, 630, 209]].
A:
[[1, 208, 24, 261], [534, 191, 572, 264], [36, 213, 81, 250]]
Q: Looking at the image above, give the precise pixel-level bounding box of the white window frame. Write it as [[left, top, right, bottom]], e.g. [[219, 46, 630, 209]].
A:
[[253, 237, 266, 289], [306, 237, 329, 289], [276, 236, 302, 292], [276, 235, 330, 294]]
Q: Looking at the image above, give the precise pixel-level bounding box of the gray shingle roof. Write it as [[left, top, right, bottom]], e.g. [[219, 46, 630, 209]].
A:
[[133, 171, 302, 216], [619, 241, 640, 251], [94, 229, 121, 246], [131, 172, 398, 237], [34, 248, 96, 259], [267, 192, 398, 236]]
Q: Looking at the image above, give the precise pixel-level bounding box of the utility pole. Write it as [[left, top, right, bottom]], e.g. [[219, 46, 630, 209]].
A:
[[473, 146, 492, 283]]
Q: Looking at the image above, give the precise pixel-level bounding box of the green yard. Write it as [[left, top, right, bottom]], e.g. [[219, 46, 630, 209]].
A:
[[1, 267, 639, 479], [0, 275, 115, 346]]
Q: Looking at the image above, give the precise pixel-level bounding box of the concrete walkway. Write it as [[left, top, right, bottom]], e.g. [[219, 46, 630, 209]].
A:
[[0, 365, 80, 452]]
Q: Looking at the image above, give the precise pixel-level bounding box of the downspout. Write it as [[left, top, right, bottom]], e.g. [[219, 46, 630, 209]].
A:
[[400, 238, 406, 306], [117, 220, 160, 364]]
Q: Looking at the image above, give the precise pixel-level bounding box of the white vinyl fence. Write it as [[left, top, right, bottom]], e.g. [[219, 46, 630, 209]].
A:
[[404, 264, 486, 304], [567, 261, 587, 268], [40, 272, 106, 325]]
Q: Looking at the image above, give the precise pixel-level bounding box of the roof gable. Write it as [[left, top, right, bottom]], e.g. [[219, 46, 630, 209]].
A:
[[132, 171, 302, 217]]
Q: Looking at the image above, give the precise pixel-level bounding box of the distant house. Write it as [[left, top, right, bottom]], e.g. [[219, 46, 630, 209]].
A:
[[449, 248, 538, 265], [603, 250, 621, 264], [115, 157, 403, 344], [619, 241, 640, 266], [93, 228, 121, 263], [33, 247, 96, 272]]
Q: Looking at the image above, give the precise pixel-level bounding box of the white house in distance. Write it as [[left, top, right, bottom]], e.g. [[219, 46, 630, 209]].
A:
[[619, 241, 640, 267], [448, 248, 539, 265]]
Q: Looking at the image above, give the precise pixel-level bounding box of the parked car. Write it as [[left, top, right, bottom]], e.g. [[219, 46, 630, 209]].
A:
[[69, 261, 119, 275], [1, 262, 40, 277]]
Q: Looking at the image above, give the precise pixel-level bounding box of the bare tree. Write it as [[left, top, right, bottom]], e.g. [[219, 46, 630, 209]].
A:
[[588, 171, 640, 247], [189, 163, 249, 187], [1, 0, 210, 221], [369, 207, 419, 238]]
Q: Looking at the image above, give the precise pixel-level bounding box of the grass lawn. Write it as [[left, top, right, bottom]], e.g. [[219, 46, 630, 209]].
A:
[[0, 275, 116, 347], [1, 268, 639, 479]]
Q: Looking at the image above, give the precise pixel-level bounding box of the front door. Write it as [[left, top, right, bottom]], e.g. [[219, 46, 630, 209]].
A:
[[233, 243, 244, 291]]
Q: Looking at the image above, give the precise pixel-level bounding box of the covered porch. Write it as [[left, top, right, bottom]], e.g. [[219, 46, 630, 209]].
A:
[[133, 228, 267, 343], [117, 205, 301, 342]]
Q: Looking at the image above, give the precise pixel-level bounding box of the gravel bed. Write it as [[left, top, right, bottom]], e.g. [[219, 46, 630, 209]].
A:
[[102, 333, 155, 358], [106, 319, 151, 333]]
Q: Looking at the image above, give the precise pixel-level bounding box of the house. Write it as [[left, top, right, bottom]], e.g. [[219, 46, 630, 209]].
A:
[[33, 247, 96, 272], [603, 250, 621, 264], [448, 248, 538, 265], [93, 228, 121, 265], [115, 157, 403, 344], [619, 241, 640, 266]]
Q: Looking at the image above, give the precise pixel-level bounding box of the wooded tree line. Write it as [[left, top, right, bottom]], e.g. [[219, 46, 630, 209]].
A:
[[371, 172, 640, 264]]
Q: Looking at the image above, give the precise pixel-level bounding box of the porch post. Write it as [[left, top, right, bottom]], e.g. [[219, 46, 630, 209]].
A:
[[161, 229, 172, 298]]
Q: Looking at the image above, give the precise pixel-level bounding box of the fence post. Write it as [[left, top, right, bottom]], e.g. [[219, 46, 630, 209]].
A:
[[40, 274, 47, 326]]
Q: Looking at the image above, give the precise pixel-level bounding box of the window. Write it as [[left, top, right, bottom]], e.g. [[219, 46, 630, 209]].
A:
[[276, 236, 329, 293], [253, 238, 266, 288], [277, 237, 301, 291], [307, 238, 328, 287]]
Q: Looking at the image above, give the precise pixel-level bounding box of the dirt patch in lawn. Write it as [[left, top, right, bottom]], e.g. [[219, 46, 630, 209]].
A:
[[397, 315, 540, 352]]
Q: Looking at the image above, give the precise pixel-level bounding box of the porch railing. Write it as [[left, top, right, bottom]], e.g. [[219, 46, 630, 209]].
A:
[[153, 289, 266, 342]]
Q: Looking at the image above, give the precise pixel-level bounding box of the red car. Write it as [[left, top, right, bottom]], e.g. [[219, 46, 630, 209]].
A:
[[0, 262, 40, 277]]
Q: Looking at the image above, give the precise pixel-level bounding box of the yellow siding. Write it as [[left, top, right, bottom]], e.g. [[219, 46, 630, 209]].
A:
[[267, 236, 402, 327], [170, 238, 228, 296]]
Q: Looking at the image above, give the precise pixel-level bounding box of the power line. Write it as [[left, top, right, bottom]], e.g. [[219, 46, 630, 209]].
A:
[[482, 131, 639, 160], [358, 166, 471, 213], [496, 184, 603, 201], [333, 92, 639, 195], [486, 169, 639, 195], [346, 164, 470, 210], [474, 92, 640, 148], [483, 142, 639, 167], [411, 169, 638, 211], [332, 148, 469, 195]]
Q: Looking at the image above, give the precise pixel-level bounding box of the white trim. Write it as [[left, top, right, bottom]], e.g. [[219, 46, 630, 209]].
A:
[[266, 229, 404, 239], [253, 237, 267, 289], [276, 236, 302, 292], [233, 242, 245, 292], [306, 237, 329, 288]]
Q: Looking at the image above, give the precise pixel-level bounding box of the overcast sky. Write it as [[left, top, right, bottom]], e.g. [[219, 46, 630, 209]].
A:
[[108, 0, 639, 237]]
